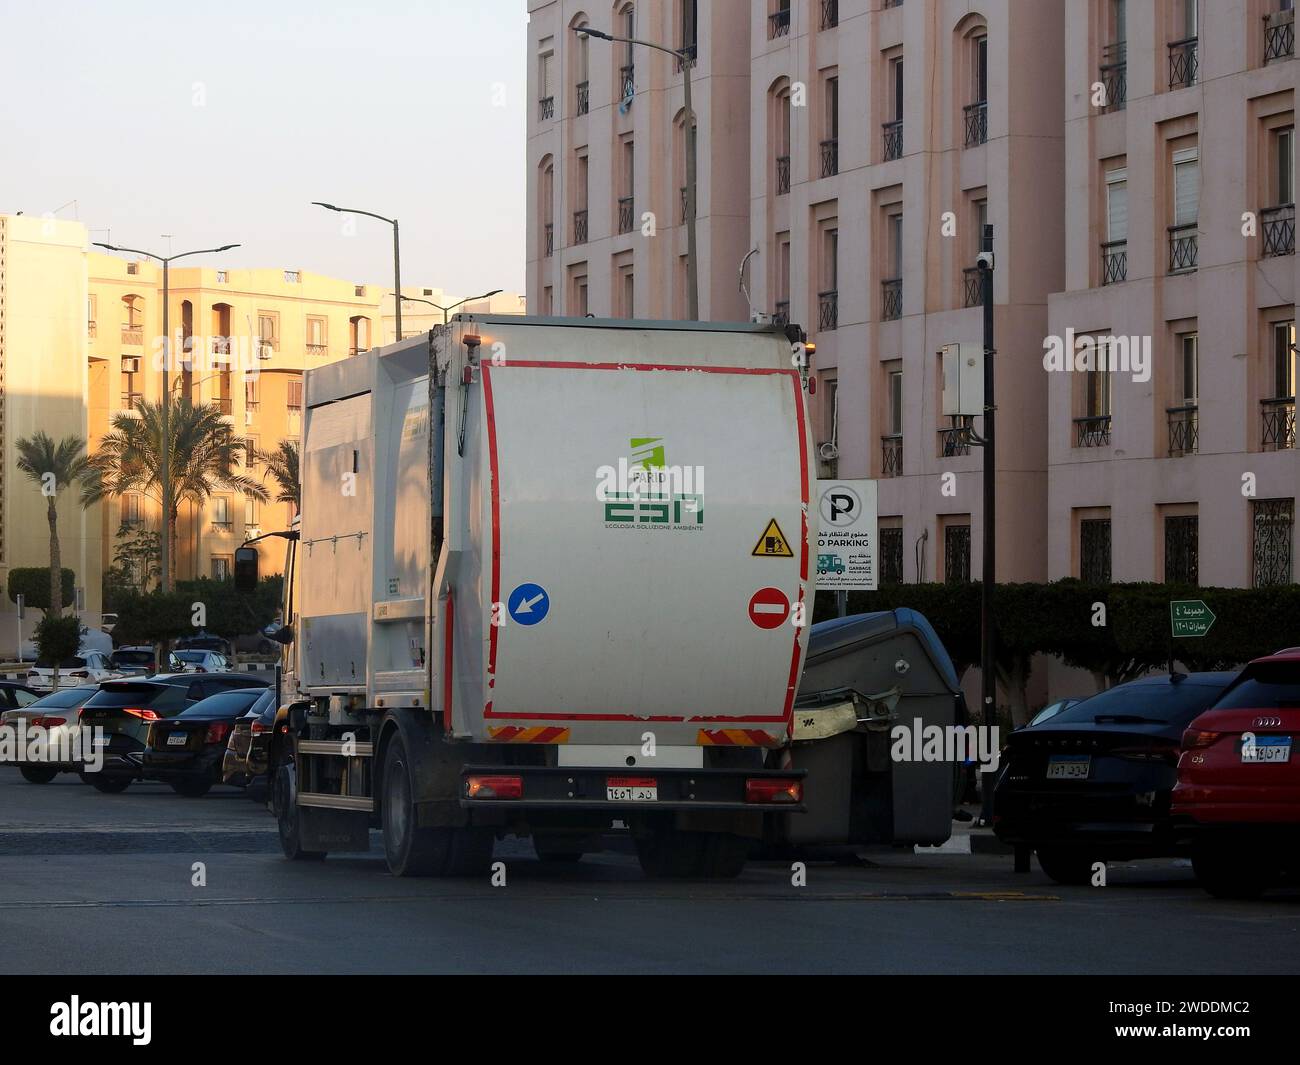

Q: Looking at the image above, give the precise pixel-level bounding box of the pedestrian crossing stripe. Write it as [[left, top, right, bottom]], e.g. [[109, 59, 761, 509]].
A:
[[751, 517, 794, 558]]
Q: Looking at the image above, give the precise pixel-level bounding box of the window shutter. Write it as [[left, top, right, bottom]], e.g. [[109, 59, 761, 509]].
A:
[[1106, 171, 1128, 241], [1173, 151, 1199, 226]]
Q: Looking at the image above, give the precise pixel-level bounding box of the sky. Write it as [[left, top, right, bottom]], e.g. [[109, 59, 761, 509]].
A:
[[0, 0, 527, 297]]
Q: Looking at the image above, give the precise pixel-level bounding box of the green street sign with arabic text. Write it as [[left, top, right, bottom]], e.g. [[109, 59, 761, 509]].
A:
[[1170, 600, 1216, 638]]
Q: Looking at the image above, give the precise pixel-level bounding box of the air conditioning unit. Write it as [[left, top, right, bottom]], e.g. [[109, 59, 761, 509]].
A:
[[257, 341, 273, 360]]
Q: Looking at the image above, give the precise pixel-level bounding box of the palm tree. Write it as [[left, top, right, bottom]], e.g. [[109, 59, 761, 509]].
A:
[[15, 432, 97, 615], [88, 397, 269, 585], [255, 439, 300, 512]]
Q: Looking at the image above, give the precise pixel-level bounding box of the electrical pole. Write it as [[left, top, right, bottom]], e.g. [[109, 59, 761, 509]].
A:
[[979, 223, 997, 825]]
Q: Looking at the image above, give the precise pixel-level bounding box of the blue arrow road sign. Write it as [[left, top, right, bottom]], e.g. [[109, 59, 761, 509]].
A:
[[508, 583, 550, 626]]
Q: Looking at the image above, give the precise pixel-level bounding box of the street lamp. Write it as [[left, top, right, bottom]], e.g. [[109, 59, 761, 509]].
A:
[[92, 240, 240, 592], [577, 26, 699, 320], [312, 203, 403, 338], [401, 289, 504, 326]]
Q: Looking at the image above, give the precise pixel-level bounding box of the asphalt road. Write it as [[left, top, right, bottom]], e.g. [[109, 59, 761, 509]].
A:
[[2, 769, 1298, 975]]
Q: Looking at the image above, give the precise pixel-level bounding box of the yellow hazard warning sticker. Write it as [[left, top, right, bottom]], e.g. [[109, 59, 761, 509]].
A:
[[752, 518, 794, 558]]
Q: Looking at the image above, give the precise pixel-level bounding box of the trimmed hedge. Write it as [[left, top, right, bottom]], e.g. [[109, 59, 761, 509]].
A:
[[7, 568, 75, 612]]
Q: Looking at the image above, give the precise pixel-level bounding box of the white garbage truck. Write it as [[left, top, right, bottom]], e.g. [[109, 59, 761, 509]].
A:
[[237, 315, 817, 877]]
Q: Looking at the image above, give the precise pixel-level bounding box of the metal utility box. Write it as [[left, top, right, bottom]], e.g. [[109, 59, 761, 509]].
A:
[[941, 342, 984, 417], [776, 609, 963, 846]]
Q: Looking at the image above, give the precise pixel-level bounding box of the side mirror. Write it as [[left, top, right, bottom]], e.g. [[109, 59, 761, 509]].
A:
[[234, 546, 259, 593], [272, 625, 294, 645]]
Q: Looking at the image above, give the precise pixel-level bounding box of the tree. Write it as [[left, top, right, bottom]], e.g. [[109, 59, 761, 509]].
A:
[[33, 613, 82, 692], [109, 520, 161, 592], [15, 432, 97, 615], [255, 439, 300, 512], [7, 568, 76, 612], [87, 397, 269, 586]]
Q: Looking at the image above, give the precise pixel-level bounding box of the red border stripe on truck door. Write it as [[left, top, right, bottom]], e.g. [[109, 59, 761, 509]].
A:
[[481, 360, 809, 728]]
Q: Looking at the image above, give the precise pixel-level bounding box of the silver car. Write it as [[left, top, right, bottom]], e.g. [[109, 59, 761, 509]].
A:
[[0, 686, 99, 783]]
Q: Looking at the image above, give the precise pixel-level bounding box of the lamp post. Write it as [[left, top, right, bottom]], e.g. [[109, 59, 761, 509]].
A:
[[401, 289, 504, 327], [312, 203, 402, 338], [577, 26, 698, 320], [92, 241, 240, 592]]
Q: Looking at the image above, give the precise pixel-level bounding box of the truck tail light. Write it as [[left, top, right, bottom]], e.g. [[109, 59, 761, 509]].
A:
[[205, 722, 231, 744], [1181, 728, 1222, 751], [464, 774, 523, 800], [745, 777, 802, 804]]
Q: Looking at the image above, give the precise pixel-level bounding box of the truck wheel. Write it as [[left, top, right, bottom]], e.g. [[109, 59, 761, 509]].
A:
[[1193, 845, 1267, 900], [19, 765, 59, 785], [1035, 848, 1094, 885], [274, 763, 326, 862], [697, 833, 750, 878]]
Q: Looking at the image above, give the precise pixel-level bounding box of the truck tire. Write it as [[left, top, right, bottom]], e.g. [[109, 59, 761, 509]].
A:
[[697, 833, 750, 878], [19, 765, 59, 784], [274, 763, 326, 862], [1192, 845, 1267, 900]]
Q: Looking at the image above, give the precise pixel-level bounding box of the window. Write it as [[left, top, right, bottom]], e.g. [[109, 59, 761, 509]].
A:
[[287, 379, 303, 411], [888, 369, 903, 435], [1263, 321, 1296, 450], [1264, 126, 1295, 257], [212, 497, 231, 529], [1180, 333, 1199, 405], [258, 313, 278, 352], [883, 212, 903, 319], [1103, 167, 1128, 284], [964, 34, 988, 146], [1170, 147, 1199, 272], [540, 157, 555, 255], [618, 138, 635, 233], [245, 374, 260, 425], [1252, 499, 1295, 586], [1278, 126, 1295, 204], [211, 555, 232, 581], [819, 227, 838, 331], [880, 526, 904, 585], [284, 270, 300, 283], [884, 57, 904, 160], [1169, 332, 1199, 456], [821, 75, 839, 177], [1272, 321, 1296, 398], [680, 0, 698, 61], [87, 295, 97, 333], [1163, 514, 1199, 584], [122, 494, 143, 526], [538, 40, 555, 119], [574, 151, 589, 243], [943, 521, 972, 584], [349, 315, 371, 355], [574, 19, 590, 116], [1080, 517, 1112, 584], [120, 355, 141, 409], [245, 498, 259, 529]]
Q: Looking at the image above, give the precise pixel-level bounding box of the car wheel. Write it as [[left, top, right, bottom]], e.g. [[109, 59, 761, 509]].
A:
[[1192, 845, 1268, 900], [1035, 847, 1096, 885], [170, 778, 213, 798], [19, 765, 59, 785], [81, 772, 131, 794], [273, 763, 326, 861]]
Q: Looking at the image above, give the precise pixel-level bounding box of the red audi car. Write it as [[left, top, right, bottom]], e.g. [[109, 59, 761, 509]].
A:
[[1172, 650, 1300, 898]]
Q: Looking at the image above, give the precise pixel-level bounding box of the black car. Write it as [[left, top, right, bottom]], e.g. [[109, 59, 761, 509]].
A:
[[143, 688, 275, 796], [175, 634, 234, 657], [222, 694, 290, 798], [109, 646, 180, 676], [0, 680, 40, 710], [994, 671, 1237, 884], [77, 673, 269, 793]]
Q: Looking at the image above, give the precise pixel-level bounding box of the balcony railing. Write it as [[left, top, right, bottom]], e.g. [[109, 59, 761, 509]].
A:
[[680, 186, 689, 224], [1102, 239, 1128, 285], [818, 289, 838, 331], [120, 391, 142, 410], [884, 0, 903, 7], [881, 435, 903, 478], [212, 336, 230, 355], [619, 64, 635, 100], [963, 266, 983, 308], [768, 9, 791, 38], [1074, 414, 1112, 448], [544, 222, 554, 257], [1168, 36, 1198, 89], [576, 80, 589, 116], [1265, 9, 1295, 63], [674, 43, 697, 72], [1099, 41, 1127, 112], [963, 101, 987, 147], [1168, 223, 1198, 273], [1261, 204, 1295, 257], [120, 326, 143, 345], [87, 321, 97, 338], [820, 0, 838, 30], [572, 209, 588, 245], [881, 278, 902, 321], [304, 343, 325, 358], [883, 119, 903, 161], [617, 196, 635, 234], [1167, 405, 1199, 456], [539, 95, 554, 121], [776, 154, 791, 195], [820, 137, 838, 177], [211, 520, 233, 532], [938, 420, 974, 457], [1261, 396, 1297, 450], [773, 300, 790, 327]]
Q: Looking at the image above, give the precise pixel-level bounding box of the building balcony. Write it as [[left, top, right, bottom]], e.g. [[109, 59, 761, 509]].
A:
[[1168, 36, 1198, 90], [773, 300, 789, 327], [1074, 414, 1112, 448], [618, 196, 634, 234], [820, 0, 838, 30], [543, 222, 554, 257], [680, 186, 689, 224], [818, 290, 838, 331], [1261, 204, 1295, 257], [1167, 405, 1199, 456], [210, 521, 233, 533], [1261, 396, 1296, 451], [307, 343, 326, 357], [1168, 223, 1198, 273], [963, 101, 987, 147], [539, 95, 554, 121], [1099, 42, 1127, 112], [882, 119, 903, 162], [881, 277, 902, 321], [576, 80, 589, 117], [881, 435, 903, 478], [119, 391, 142, 411], [120, 326, 143, 345], [768, 9, 791, 39], [963, 266, 982, 308], [619, 64, 635, 101], [820, 138, 838, 178], [1265, 9, 1294, 63], [87, 320, 97, 338], [1101, 239, 1128, 285], [775, 154, 791, 195], [572, 209, 588, 245], [938, 420, 974, 457]]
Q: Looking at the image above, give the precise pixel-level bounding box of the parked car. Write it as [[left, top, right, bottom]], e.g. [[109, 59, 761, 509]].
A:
[[0, 680, 41, 710], [172, 649, 232, 674], [109, 646, 180, 676], [26, 650, 121, 692], [1173, 651, 1300, 898], [76, 673, 270, 792], [0, 686, 99, 783], [223, 694, 292, 797], [175, 634, 234, 657], [100, 613, 119, 635], [994, 671, 1238, 884], [1025, 697, 1081, 729], [142, 687, 275, 796]]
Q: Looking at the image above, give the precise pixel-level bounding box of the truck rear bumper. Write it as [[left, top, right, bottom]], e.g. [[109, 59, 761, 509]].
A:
[[459, 764, 806, 813]]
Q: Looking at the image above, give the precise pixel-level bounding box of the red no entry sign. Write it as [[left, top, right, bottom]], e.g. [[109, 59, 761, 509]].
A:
[[748, 587, 790, 630]]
